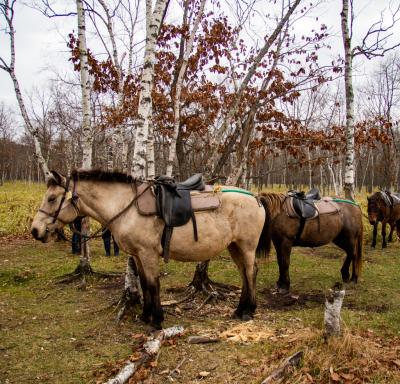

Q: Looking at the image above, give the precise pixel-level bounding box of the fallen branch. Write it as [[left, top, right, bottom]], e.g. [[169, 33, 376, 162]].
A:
[[167, 356, 187, 380], [261, 350, 303, 384], [104, 326, 184, 384]]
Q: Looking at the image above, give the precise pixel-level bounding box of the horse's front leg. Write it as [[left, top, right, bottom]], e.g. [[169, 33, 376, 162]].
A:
[[371, 223, 378, 248], [135, 252, 164, 329], [381, 219, 388, 248], [274, 237, 292, 294]]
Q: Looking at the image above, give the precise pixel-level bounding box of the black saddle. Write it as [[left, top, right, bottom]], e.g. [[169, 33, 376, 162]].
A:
[[154, 174, 205, 261], [289, 188, 321, 220]]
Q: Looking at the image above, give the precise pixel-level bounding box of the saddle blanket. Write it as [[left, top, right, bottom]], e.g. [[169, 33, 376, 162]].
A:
[[284, 196, 340, 220], [136, 184, 221, 216]]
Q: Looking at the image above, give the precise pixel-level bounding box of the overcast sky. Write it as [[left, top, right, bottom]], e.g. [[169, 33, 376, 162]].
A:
[[1, 0, 399, 124]]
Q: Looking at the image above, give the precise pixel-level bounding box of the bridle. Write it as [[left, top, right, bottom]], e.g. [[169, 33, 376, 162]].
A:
[[38, 175, 81, 225], [37, 173, 152, 242]]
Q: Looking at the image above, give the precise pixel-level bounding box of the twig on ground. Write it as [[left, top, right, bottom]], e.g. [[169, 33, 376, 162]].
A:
[[167, 356, 187, 380], [260, 350, 304, 384]]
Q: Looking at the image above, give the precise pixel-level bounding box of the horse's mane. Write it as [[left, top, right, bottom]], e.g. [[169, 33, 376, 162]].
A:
[[259, 192, 286, 219], [71, 169, 138, 184]]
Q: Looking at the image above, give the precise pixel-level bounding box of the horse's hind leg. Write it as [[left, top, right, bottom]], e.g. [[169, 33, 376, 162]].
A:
[[333, 236, 353, 282], [381, 219, 388, 248], [228, 243, 257, 320], [274, 238, 292, 294]]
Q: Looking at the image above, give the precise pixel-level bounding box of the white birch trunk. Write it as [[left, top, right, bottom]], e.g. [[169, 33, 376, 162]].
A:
[[77, 0, 93, 169], [132, 0, 169, 178], [76, 0, 93, 268], [341, 0, 355, 201], [0, 1, 50, 181], [166, 0, 207, 177]]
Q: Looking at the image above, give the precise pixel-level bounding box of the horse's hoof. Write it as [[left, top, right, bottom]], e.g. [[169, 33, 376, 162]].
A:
[[241, 313, 253, 321], [342, 276, 350, 283], [371, 244, 376, 249], [350, 277, 358, 284], [277, 287, 290, 295], [232, 310, 242, 319], [139, 314, 151, 324], [150, 322, 163, 330]]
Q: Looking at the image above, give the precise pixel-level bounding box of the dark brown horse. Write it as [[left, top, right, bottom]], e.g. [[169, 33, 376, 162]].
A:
[[259, 193, 363, 293], [367, 191, 400, 248]]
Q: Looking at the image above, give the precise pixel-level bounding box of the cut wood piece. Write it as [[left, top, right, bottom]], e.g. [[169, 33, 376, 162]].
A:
[[260, 350, 303, 384], [187, 336, 220, 344]]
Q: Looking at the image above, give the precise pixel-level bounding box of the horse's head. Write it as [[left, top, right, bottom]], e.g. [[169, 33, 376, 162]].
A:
[[31, 171, 80, 242], [367, 193, 385, 225]]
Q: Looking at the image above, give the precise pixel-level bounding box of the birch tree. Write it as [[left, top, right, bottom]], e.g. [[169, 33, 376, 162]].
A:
[[131, 0, 169, 178], [0, 0, 50, 181], [340, 0, 400, 200]]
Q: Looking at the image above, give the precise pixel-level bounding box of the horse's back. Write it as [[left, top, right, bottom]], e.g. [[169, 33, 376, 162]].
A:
[[168, 189, 265, 261]]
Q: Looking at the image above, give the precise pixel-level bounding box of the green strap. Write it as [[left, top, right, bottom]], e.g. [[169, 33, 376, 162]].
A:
[[220, 188, 254, 197], [332, 198, 359, 206]]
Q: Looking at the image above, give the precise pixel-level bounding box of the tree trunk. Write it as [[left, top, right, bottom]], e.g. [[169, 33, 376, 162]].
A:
[[166, 0, 207, 177], [76, 0, 93, 276], [131, 0, 169, 178], [341, 0, 355, 201]]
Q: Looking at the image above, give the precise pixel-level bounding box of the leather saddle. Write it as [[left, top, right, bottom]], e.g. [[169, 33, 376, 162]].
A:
[[380, 190, 400, 207], [154, 174, 205, 261], [288, 188, 321, 219]]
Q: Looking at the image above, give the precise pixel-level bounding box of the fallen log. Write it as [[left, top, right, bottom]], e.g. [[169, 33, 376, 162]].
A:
[[104, 326, 184, 384], [261, 350, 303, 384]]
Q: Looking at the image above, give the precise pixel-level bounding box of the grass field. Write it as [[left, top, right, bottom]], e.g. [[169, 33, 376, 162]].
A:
[[1, 182, 400, 383]]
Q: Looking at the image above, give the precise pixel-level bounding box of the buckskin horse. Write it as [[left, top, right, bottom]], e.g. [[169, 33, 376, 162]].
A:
[[30, 170, 268, 329], [367, 191, 400, 248], [259, 192, 363, 293]]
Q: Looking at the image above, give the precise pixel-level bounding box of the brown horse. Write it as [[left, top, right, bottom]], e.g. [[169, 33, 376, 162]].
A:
[[30, 170, 268, 329], [259, 193, 363, 293], [367, 191, 400, 248]]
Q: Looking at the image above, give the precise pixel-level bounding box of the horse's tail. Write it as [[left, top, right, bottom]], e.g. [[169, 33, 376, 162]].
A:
[[256, 195, 272, 258], [354, 219, 363, 278]]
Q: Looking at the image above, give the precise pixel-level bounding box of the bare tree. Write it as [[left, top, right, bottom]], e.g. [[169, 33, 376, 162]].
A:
[[0, 0, 50, 181]]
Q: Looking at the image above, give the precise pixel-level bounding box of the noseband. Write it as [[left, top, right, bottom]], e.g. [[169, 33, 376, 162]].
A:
[[38, 175, 81, 224]]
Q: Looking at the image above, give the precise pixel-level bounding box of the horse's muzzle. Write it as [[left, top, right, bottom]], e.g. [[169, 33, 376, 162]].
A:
[[31, 227, 50, 243], [369, 219, 377, 225]]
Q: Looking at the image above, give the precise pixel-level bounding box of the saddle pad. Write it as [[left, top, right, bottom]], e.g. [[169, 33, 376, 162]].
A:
[[284, 196, 340, 219], [136, 184, 220, 216]]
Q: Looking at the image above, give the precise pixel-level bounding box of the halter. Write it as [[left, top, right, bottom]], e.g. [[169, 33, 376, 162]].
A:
[[38, 175, 81, 224]]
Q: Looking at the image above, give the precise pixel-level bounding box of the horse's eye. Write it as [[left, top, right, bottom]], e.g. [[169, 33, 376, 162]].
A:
[[48, 196, 57, 203]]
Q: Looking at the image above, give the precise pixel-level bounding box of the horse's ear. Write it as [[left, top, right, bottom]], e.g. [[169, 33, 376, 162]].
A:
[[47, 171, 66, 188]]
